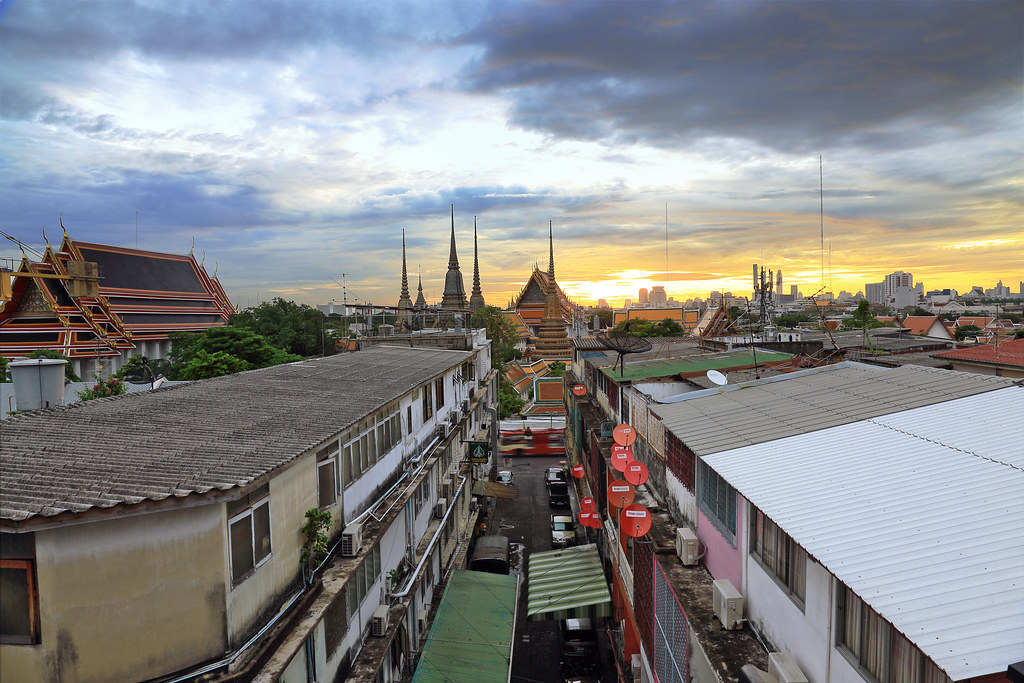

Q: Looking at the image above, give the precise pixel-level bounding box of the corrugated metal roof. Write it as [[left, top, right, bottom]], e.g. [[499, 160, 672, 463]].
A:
[[413, 569, 518, 683], [652, 364, 1015, 456], [0, 346, 473, 522], [600, 349, 794, 382], [703, 387, 1024, 680]]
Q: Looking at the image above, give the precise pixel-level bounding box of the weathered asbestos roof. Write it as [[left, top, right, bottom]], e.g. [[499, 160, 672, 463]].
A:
[[651, 363, 1015, 456], [703, 387, 1024, 680], [413, 569, 517, 683], [0, 346, 472, 523]]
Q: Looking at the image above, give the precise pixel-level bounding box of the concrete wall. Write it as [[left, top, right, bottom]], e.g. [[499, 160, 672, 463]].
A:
[[2, 505, 227, 683]]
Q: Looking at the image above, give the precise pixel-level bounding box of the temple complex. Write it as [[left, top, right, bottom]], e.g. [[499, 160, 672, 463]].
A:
[[530, 222, 572, 359], [0, 227, 233, 379]]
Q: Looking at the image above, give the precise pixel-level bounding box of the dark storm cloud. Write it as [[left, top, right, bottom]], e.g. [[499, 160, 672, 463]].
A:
[[456, 0, 1023, 153]]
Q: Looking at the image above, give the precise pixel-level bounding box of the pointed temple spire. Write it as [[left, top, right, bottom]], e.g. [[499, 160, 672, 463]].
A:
[[532, 220, 571, 359], [397, 230, 413, 326], [415, 267, 426, 309], [440, 204, 469, 312], [469, 215, 486, 312]]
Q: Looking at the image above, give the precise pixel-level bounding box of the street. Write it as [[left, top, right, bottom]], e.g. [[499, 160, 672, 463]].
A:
[[489, 454, 618, 683]]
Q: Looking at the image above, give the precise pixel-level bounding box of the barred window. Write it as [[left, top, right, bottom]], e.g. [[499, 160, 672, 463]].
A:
[[698, 461, 736, 541], [750, 508, 806, 604]]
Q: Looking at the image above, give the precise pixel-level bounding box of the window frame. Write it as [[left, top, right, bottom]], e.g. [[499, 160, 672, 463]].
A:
[[698, 460, 737, 542], [228, 486, 272, 586], [0, 558, 39, 645], [318, 456, 339, 509], [749, 507, 806, 607]]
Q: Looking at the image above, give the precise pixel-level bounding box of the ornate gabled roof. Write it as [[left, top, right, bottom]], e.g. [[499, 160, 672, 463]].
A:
[[0, 230, 233, 360]]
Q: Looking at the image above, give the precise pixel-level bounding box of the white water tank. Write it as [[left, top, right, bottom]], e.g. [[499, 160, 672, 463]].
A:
[[9, 358, 67, 411]]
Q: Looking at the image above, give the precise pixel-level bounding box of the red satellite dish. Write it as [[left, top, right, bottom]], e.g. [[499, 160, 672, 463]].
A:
[[625, 461, 649, 486], [611, 444, 633, 472], [621, 503, 651, 537], [612, 424, 636, 447], [607, 480, 635, 508], [580, 496, 596, 513], [572, 464, 586, 479], [572, 384, 587, 396], [579, 511, 595, 527]]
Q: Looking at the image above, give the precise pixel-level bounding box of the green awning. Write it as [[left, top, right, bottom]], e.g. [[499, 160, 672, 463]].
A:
[[527, 543, 612, 621], [413, 570, 518, 683]]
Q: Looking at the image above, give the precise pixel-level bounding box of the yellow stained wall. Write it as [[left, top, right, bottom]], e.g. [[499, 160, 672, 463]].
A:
[[1, 504, 227, 683]]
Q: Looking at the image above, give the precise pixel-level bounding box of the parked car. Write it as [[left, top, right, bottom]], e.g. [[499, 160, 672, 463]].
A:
[[495, 470, 514, 486], [545, 466, 567, 486], [560, 618, 599, 674], [550, 514, 578, 548], [548, 481, 570, 507], [469, 535, 511, 574]]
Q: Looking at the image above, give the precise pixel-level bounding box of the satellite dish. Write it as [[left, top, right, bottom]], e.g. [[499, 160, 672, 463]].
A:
[[707, 370, 728, 386], [596, 327, 653, 375]]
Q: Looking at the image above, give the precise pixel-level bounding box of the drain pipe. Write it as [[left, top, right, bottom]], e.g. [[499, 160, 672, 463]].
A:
[[390, 474, 467, 599]]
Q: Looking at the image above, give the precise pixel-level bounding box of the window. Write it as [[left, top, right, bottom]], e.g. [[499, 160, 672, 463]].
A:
[[228, 484, 271, 585], [1, 532, 39, 645], [837, 584, 951, 683], [698, 461, 736, 540], [422, 385, 434, 422], [345, 544, 382, 618], [435, 377, 445, 409], [318, 454, 338, 509], [750, 508, 806, 604]]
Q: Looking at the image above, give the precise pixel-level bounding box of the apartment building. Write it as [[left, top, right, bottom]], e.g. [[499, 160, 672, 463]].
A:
[[1, 340, 496, 683]]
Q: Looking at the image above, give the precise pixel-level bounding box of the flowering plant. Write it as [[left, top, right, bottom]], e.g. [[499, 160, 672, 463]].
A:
[[77, 375, 127, 401]]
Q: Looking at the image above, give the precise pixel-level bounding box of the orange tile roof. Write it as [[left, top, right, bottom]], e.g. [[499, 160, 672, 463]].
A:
[[537, 381, 564, 402], [932, 338, 1024, 367], [901, 315, 945, 336]]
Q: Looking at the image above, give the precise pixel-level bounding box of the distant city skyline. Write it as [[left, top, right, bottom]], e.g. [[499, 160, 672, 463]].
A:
[[2, 1, 1021, 311]]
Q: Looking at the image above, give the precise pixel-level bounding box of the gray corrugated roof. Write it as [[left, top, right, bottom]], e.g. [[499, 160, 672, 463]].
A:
[[703, 387, 1024, 680], [651, 364, 1015, 456], [0, 346, 472, 522]]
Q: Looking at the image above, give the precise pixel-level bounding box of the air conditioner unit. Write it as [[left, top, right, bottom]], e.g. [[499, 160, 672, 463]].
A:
[[371, 604, 388, 637], [768, 653, 808, 683], [341, 522, 362, 557], [712, 579, 744, 630], [417, 609, 428, 633], [632, 653, 643, 682], [676, 527, 699, 566], [461, 400, 469, 413], [447, 411, 459, 427], [600, 421, 614, 438], [435, 498, 447, 519], [469, 499, 478, 512]]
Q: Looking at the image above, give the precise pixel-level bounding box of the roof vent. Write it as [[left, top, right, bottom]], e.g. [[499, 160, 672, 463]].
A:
[[9, 358, 67, 411]]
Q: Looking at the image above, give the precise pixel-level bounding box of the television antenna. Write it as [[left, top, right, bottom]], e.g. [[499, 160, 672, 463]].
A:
[[596, 324, 653, 377]]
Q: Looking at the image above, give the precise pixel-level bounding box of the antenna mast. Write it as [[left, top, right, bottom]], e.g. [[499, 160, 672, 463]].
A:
[[665, 203, 669, 284], [819, 155, 824, 290]]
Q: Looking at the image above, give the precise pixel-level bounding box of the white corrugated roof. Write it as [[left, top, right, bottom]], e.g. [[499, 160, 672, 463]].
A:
[[703, 386, 1024, 681]]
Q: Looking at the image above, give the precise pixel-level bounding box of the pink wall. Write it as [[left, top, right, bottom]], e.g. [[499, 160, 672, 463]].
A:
[[697, 506, 743, 590]]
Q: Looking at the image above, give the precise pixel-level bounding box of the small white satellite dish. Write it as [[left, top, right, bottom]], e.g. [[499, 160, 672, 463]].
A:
[[707, 370, 728, 386]]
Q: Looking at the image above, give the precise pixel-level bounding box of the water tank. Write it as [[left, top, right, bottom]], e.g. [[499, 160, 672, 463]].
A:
[[9, 358, 67, 411]]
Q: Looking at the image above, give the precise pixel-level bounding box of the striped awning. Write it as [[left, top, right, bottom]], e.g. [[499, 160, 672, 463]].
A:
[[527, 543, 611, 621]]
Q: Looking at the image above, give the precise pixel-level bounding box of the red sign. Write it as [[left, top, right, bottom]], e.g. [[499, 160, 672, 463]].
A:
[[572, 464, 586, 479], [607, 480, 635, 508], [580, 496, 596, 513], [620, 503, 652, 537], [625, 461, 649, 486], [572, 384, 587, 396], [612, 424, 636, 447], [611, 444, 633, 472]]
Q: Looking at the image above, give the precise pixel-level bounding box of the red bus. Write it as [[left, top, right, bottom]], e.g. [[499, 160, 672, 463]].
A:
[[498, 428, 565, 457]]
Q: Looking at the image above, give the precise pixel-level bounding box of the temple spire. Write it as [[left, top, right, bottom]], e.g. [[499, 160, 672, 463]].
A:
[[533, 220, 571, 359], [397, 230, 413, 323], [547, 220, 555, 280], [415, 265, 426, 309], [440, 204, 468, 312], [469, 215, 485, 312]]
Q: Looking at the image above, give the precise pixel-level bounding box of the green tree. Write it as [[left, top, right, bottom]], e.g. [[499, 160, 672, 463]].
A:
[[471, 306, 522, 369], [167, 327, 302, 380], [231, 298, 326, 357], [590, 309, 613, 329], [25, 349, 81, 381], [1014, 328, 1024, 339], [611, 319, 656, 337], [549, 361, 566, 378], [498, 378, 525, 418], [0, 356, 9, 382], [115, 355, 172, 384], [954, 324, 981, 342], [775, 312, 816, 328], [654, 317, 684, 336]]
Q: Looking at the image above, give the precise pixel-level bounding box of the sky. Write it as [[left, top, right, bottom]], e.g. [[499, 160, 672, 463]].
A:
[[2, 0, 1022, 310]]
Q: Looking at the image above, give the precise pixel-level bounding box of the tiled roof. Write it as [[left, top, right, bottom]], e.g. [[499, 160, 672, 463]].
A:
[[932, 338, 1024, 367], [0, 346, 472, 523], [703, 387, 1024, 680], [652, 363, 1014, 457], [900, 315, 948, 337]]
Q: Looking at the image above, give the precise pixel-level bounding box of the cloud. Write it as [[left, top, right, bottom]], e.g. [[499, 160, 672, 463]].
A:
[[456, 0, 1023, 153]]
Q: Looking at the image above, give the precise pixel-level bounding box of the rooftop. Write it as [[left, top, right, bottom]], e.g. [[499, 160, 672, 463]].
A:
[[702, 387, 1024, 680], [0, 346, 472, 524], [651, 363, 1015, 456], [932, 338, 1024, 368]]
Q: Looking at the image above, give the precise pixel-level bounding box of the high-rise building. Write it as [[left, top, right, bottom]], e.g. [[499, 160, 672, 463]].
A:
[[865, 282, 885, 304], [650, 286, 667, 306], [638, 288, 649, 305], [884, 271, 913, 298]]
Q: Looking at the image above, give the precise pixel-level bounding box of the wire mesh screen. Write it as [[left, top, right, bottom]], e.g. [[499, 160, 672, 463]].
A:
[[653, 561, 688, 683]]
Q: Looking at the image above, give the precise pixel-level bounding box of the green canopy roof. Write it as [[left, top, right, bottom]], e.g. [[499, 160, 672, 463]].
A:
[[527, 543, 612, 621], [413, 570, 518, 683]]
